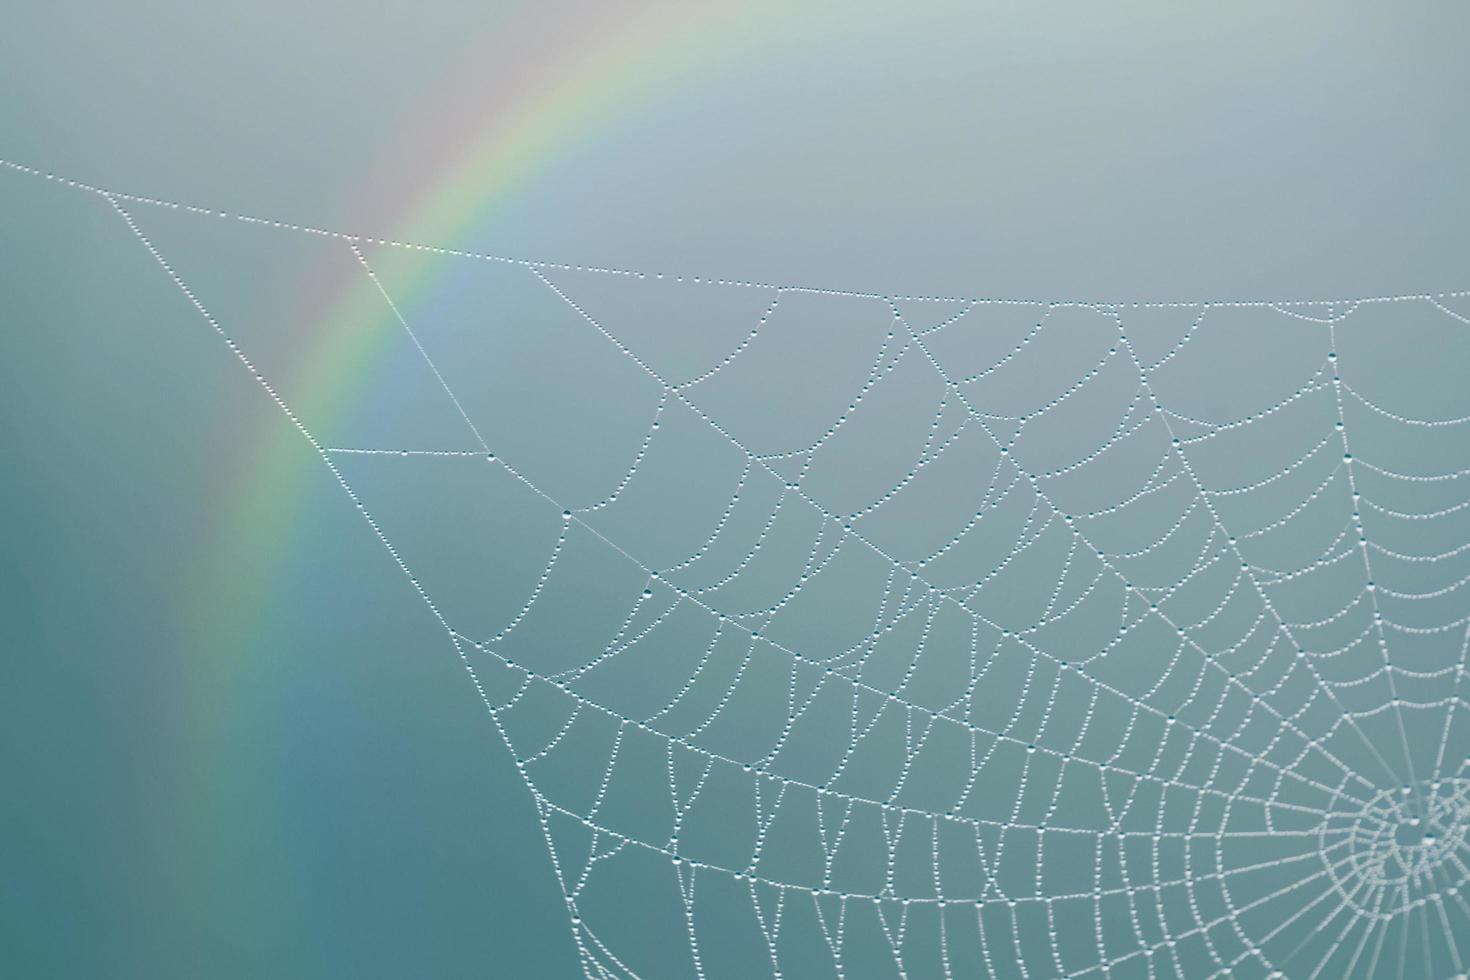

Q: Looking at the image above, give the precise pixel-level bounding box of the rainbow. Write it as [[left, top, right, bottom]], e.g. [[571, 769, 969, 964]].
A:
[[169, 0, 778, 942]]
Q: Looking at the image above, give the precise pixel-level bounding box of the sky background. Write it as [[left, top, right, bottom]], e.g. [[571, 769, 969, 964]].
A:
[[4, 1, 1469, 299], [3, 3, 1469, 978]]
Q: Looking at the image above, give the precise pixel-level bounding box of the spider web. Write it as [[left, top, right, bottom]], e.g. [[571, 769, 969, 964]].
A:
[[16, 159, 1470, 978]]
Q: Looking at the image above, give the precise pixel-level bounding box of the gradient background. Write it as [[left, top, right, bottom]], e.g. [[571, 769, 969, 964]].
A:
[[3, 2, 1470, 977]]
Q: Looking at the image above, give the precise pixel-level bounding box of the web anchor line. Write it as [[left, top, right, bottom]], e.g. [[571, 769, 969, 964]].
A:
[[4, 154, 1470, 308]]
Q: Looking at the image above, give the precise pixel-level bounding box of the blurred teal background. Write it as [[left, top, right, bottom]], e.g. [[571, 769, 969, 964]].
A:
[[3, 2, 1470, 978]]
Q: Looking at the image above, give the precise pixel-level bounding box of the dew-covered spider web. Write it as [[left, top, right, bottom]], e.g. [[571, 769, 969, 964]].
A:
[[16, 159, 1470, 978]]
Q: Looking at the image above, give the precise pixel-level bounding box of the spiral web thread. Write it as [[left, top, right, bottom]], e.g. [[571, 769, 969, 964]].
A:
[[12, 158, 1470, 978]]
